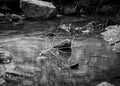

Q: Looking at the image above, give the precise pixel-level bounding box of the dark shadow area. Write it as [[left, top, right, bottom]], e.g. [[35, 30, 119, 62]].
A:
[[0, 0, 21, 14]]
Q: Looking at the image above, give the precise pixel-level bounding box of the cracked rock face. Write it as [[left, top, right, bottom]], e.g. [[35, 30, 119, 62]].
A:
[[20, 0, 57, 19]]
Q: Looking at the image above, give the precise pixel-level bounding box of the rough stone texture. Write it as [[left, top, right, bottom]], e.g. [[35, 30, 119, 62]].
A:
[[101, 25, 120, 52], [20, 0, 57, 19]]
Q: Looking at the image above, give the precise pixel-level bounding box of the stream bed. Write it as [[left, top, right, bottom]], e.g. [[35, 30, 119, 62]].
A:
[[0, 16, 119, 86]]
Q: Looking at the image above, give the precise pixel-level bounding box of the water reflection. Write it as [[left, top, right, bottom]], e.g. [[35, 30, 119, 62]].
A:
[[0, 16, 90, 40]]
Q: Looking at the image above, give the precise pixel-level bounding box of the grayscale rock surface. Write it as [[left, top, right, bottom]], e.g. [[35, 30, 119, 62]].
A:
[[20, 0, 57, 19]]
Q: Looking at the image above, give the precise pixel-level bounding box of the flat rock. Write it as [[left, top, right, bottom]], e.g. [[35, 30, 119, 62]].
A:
[[20, 0, 57, 19]]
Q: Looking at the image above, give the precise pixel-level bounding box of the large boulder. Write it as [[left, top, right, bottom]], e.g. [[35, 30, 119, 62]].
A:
[[20, 0, 57, 19]]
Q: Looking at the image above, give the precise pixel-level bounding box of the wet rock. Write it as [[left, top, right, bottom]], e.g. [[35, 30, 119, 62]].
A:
[[96, 82, 115, 86], [11, 14, 24, 20], [101, 25, 120, 52], [76, 21, 95, 35], [54, 39, 71, 59], [0, 49, 12, 64], [20, 0, 57, 19], [54, 39, 71, 52]]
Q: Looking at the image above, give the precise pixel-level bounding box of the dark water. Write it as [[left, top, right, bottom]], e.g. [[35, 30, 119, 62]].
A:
[[0, 16, 90, 66], [0, 16, 89, 37]]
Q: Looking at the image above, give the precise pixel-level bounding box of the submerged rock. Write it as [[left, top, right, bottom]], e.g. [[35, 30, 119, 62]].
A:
[[20, 0, 57, 19], [101, 25, 120, 52]]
